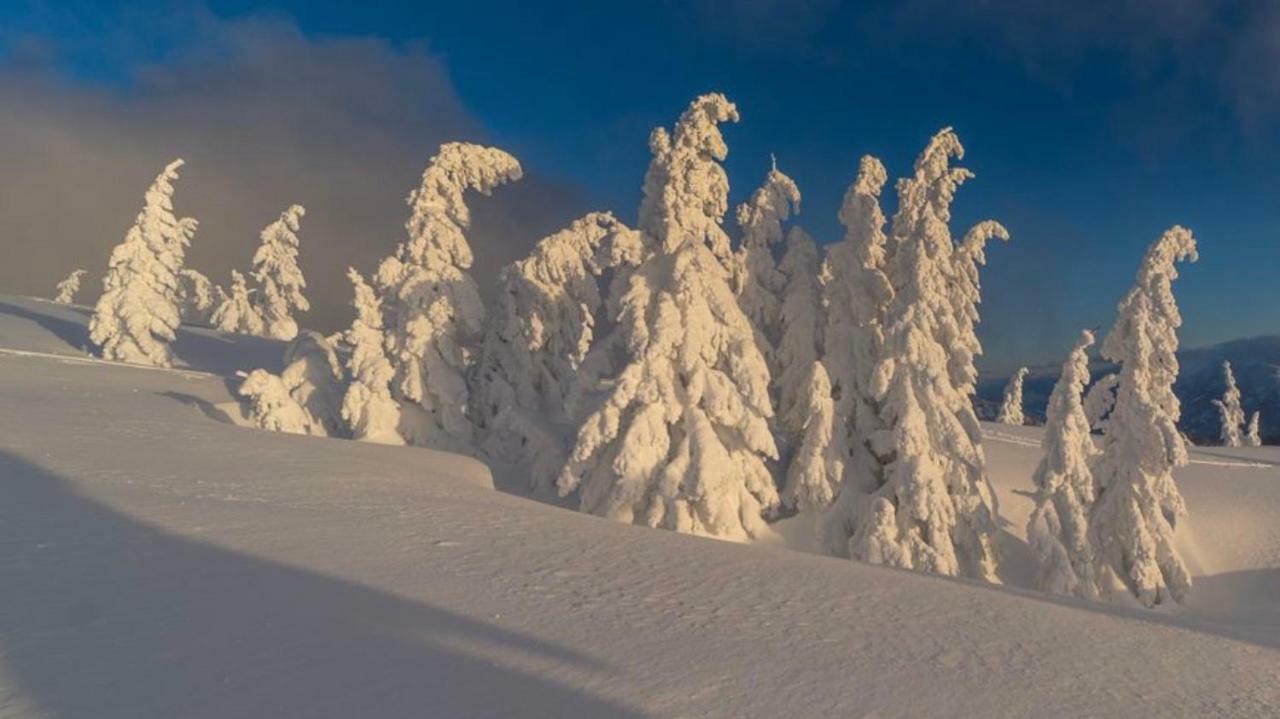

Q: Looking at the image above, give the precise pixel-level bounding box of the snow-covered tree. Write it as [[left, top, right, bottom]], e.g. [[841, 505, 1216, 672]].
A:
[[54, 269, 86, 304], [177, 268, 218, 325], [1083, 372, 1118, 430], [238, 369, 311, 435], [818, 156, 893, 548], [89, 159, 196, 366], [281, 330, 346, 437], [375, 142, 522, 451], [1026, 330, 1099, 598], [829, 130, 1006, 581], [341, 268, 403, 445], [1212, 361, 1245, 447], [1090, 226, 1197, 607], [774, 226, 825, 442], [781, 361, 841, 511], [1246, 410, 1262, 447], [251, 204, 309, 341], [556, 93, 780, 541], [731, 158, 800, 366], [470, 211, 633, 491], [211, 270, 265, 336], [996, 367, 1029, 425]]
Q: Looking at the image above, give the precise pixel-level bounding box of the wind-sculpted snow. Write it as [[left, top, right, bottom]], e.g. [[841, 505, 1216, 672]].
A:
[[89, 158, 196, 367], [1, 322, 1279, 717], [341, 268, 403, 445], [732, 159, 800, 368]]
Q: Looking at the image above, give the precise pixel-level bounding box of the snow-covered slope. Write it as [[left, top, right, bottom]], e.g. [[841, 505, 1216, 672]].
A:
[[2, 296, 1278, 718]]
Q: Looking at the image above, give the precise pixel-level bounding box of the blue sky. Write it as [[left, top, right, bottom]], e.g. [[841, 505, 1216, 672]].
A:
[[3, 0, 1279, 373]]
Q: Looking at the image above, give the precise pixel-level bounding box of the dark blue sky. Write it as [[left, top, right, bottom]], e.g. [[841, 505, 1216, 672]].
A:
[[4, 0, 1280, 372]]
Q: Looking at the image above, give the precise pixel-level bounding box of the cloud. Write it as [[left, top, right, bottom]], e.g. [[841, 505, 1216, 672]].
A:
[[0, 11, 585, 332]]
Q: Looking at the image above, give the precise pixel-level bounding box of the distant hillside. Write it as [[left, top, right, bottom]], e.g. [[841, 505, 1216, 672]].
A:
[[977, 335, 1280, 445]]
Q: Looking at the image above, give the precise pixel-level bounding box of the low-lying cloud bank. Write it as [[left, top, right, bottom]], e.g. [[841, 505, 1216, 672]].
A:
[[0, 12, 584, 331]]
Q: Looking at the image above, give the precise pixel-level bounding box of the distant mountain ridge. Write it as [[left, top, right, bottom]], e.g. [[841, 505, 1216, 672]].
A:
[[977, 335, 1280, 445]]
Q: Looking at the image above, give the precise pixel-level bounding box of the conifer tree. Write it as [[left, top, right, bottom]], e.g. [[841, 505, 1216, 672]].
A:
[[1246, 411, 1262, 447], [177, 268, 217, 325], [471, 212, 633, 490], [1027, 330, 1099, 598], [1212, 361, 1245, 447], [996, 367, 1029, 425], [732, 158, 800, 369], [1091, 226, 1197, 606], [212, 270, 265, 336], [89, 159, 196, 366], [557, 94, 780, 540], [54, 269, 86, 304], [341, 268, 403, 445], [376, 142, 522, 450], [774, 226, 825, 442], [251, 204, 309, 341]]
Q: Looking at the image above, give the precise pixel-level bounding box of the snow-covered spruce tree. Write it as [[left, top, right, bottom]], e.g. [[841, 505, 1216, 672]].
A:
[[836, 129, 1007, 581], [775, 226, 825, 443], [238, 369, 312, 435], [341, 268, 403, 445], [251, 204, 309, 341], [54, 269, 86, 304], [281, 330, 346, 437], [177, 268, 218, 325], [556, 93, 780, 540], [1212, 361, 1245, 447], [211, 270, 265, 336], [1083, 372, 1119, 430], [996, 367, 1029, 425], [817, 156, 893, 547], [470, 211, 632, 491], [89, 159, 197, 366], [731, 158, 800, 368], [375, 142, 522, 451], [1090, 226, 1197, 607], [1026, 330, 1099, 598], [1246, 411, 1262, 447], [782, 361, 842, 511]]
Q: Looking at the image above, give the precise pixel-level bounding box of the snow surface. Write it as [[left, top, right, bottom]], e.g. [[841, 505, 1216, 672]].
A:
[[2, 295, 1279, 717]]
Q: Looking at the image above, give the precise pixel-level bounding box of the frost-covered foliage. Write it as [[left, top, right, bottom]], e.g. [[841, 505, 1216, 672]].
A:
[[827, 130, 1006, 581], [281, 330, 347, 438], [341, 268, 403, 445], [375, 142, 522, 451], [1212, 361, 1244, 447], [1246, 410, 1262, 447], [731, 158, 800, 365], [238, 369, 311, 435], [557, 94, 780, 541], [996, 367, 1029, 426], [251, 204, 309, 341], [774, 226, 825, 442], [819, 156, 893, 535], [1027, 330, 1099, 598], [212, 270, 265, 336], [471, 211, 634, 491], [1091, 226, 1197, 607], [177, 269, 218, 325], [1083, 373, 1118, 430], [89, 159, 196, 367], [782, 362, 841, 511], [54, 269, 86, 304]]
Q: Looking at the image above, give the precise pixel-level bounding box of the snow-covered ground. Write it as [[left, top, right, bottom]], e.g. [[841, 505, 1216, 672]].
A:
[[1, 295, 1278, 718]]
